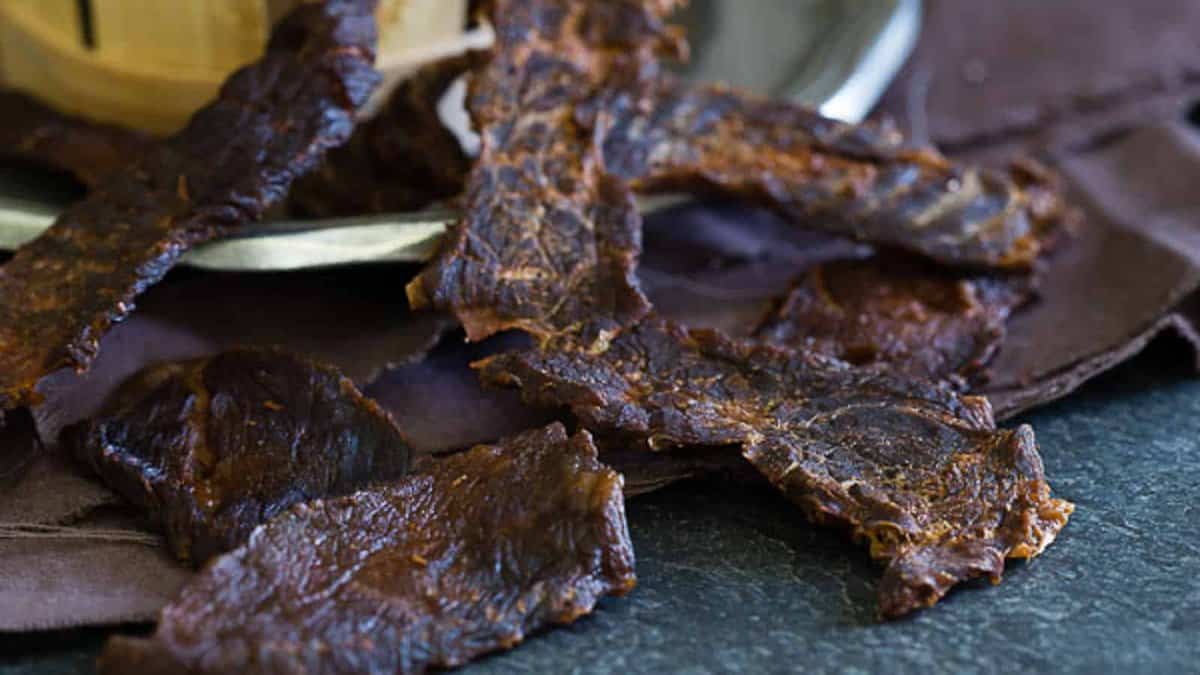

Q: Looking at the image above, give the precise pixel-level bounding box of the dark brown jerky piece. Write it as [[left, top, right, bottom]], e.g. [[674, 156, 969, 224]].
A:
[[290, 54, 476, 217], [601, 77, 1058, 269], [478, 318, 1072, 618], [64, 349, 413, 565], [754, 255, 1030, 385], [406, 0, 687, 346], [98, 423, 635, 675], [0, 0, 380, 411], [601, 443, 761, 497], [0, 90, 153, 188]]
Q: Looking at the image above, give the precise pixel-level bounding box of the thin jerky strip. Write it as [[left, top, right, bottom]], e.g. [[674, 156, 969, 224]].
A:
[[63, 349, 413, 565], [478, 318, 1072, 618], [291, 54, 476, 217], [601, 77, 1060, 268], [754, 255, 1030, 385], [0, 90, 152, 188], [99, 423, 635, 675], [407, 0, 687, 346], [0, 0, 381, 410]]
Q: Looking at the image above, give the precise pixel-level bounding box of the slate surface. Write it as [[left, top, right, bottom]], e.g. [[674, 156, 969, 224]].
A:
[[3, 340, 1199, 674]]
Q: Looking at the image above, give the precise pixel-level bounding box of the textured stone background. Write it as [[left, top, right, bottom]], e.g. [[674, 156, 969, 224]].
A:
[[3, 341, 1199, 674]]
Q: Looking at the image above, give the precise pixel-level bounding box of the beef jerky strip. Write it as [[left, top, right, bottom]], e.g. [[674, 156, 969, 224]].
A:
[[406, 0, 688, 347], [99, 423, 635, 675], [600, 76, 1063, 269], [754, 255, 1031, 386], [63, 349, 413, 566], [0, 90, 153, 188], [0, 0, 380, 411], [291, 54, 476, 218], [478, 318, 1072, 618]]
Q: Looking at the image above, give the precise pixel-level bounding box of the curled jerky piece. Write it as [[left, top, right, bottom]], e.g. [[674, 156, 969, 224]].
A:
[[291, 54, 476, 217], [0, 0, 380, 410], [64, 349, 413, 565], [478, 319, 1072, 618], [407, 0, 687, 346], [0, 89, 153, 188], [99, 423, 635, 675], [602, 77, 1060, 268], [754, 256, 1030, 385]]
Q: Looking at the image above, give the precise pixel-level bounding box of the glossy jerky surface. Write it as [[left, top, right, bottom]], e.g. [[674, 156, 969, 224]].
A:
[[0, 90, 153, 188], [602, 77, 1058, 269], [754, 256, 1030, 385], [406, 0, 687, 346], [291, 54, 475, 218], [0, 0, 380, 411], [98, 423, 636, 675], [64, 349, 413, 565], [478, 318, 1073, 617]]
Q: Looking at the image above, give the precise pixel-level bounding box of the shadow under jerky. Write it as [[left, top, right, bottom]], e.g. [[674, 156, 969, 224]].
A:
[[98, 423, 635, 675], [0, 0, 381, 412], [0, 408, 41, 490], [64, 349, 413, 565], [0, 90, 153, 189], [33, 265, 454, 446], [478, 317, 1072, 618], [290, 53, 476, 218]]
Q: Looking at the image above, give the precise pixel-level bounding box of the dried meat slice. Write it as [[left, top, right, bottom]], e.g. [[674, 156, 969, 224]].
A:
[[0, 0, 381, 410], [754, 256, 1031, 385], [601, 77, 1063, 269], [98, 423, 635, 675], [478, 318, 1073, 618], [63, 349, 413, 565], [291, 54, 476, 217], [0, 90, 153, 188], [406, 0, 687, 347]]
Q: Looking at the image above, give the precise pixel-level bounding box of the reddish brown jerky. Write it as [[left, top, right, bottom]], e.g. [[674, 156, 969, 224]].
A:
[[291, 54, 476, 217], [754, 256, 1031, 385], [601, 77, 1062, 269], [406, 0, 688, 346], [0, 0, 381, 411], [0, 90, 153, 188], [63, 349, 413, 566], [478, 318, 1072, 618], [99, 423, 635, 675]]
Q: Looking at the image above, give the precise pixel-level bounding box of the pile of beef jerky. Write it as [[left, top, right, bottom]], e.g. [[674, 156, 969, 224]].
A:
[[9, 0, 1200, 671]]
